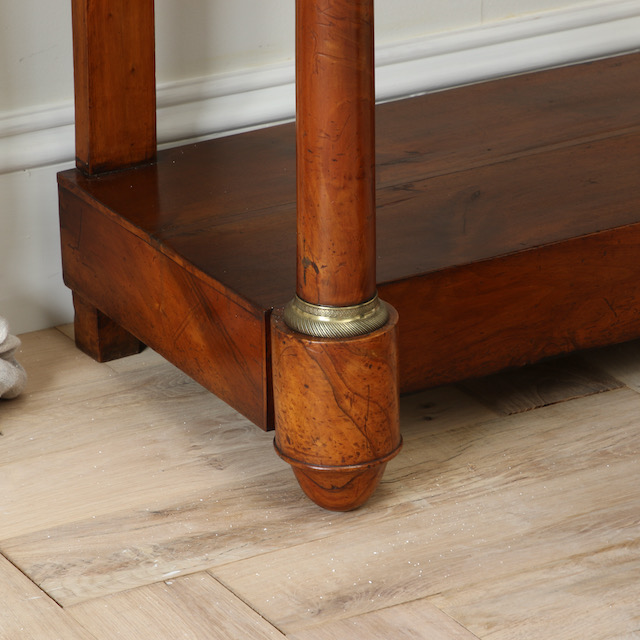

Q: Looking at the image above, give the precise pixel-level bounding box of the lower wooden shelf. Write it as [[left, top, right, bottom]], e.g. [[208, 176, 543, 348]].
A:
[[58, 52, 640, 430]]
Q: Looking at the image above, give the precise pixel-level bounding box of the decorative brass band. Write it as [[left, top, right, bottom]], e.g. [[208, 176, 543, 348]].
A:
[[283, 293, 389, 338]]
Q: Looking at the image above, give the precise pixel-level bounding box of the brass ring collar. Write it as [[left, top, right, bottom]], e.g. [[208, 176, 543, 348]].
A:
[[283, 293, 389, 338]]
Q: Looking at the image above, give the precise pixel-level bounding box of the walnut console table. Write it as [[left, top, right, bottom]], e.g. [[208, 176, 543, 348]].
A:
[[58, 0, 640, 510]]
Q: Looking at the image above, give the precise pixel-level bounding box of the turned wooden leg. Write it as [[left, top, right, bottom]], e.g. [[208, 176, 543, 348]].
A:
[[272, 306, 401, 511], [72, 293, 143, 362], [273, 0, 401, 510]]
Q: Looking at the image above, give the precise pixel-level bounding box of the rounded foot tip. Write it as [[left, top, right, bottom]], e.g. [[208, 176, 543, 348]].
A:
[[292, 464, 388, 511]]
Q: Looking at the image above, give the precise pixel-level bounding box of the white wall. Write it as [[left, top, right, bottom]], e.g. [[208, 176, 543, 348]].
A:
[[1, 0, 639, 334]]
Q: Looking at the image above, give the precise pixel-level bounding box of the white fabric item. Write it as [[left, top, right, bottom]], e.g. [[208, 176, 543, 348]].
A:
[[0, 316, 27, 399]]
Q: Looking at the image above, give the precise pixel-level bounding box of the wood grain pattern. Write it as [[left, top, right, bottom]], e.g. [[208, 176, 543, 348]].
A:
[[428, 548, 640, 640], [67, 573, 286, 640], [211, 389, 640, 634], [58, 69, 640, 309], [0, 351, 493, 606], [287, 598, 480, 640], [271, 306, 401, 510], [384, 216, 640, 393], [59, 190, 270, 429], [0, 388, 277, 543], [59, 53, 640, 432], [2, 327, 639, 638], [374, 54, 640, 188]]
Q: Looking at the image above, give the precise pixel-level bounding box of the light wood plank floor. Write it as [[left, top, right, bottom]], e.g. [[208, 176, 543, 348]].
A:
[[1, 325, 639, 639]]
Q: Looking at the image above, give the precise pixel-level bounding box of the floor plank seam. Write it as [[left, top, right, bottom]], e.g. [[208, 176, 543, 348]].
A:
[[0, 549, 67, 609], [329, 594, 485, 640], [204, 571, 288, 636]]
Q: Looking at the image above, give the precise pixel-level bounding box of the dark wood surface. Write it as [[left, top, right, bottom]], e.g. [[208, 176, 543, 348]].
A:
[[60, 52, 640, 305], [384, 220, 640, 392], [59, 52, 640, 429], [60, 190, 270, 429]]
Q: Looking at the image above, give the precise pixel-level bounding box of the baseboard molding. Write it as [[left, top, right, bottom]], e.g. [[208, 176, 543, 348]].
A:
[[2, 0, 639, 175], [376, 0, 640, 100]]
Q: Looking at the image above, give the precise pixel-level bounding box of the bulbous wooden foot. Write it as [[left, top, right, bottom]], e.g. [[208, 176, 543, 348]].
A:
[[271, 305, 402, 511], [277, 453, 396, 512]]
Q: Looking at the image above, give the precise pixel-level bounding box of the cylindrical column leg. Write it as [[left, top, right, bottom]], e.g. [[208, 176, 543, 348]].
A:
[[295, 0, 376, 308], [287, 0, 388, 333], [274, 0, 401, 510]]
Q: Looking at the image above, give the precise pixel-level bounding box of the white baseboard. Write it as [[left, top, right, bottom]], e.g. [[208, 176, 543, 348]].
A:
[[1, 0, 639, 175], [376, 0, 640, 100]]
